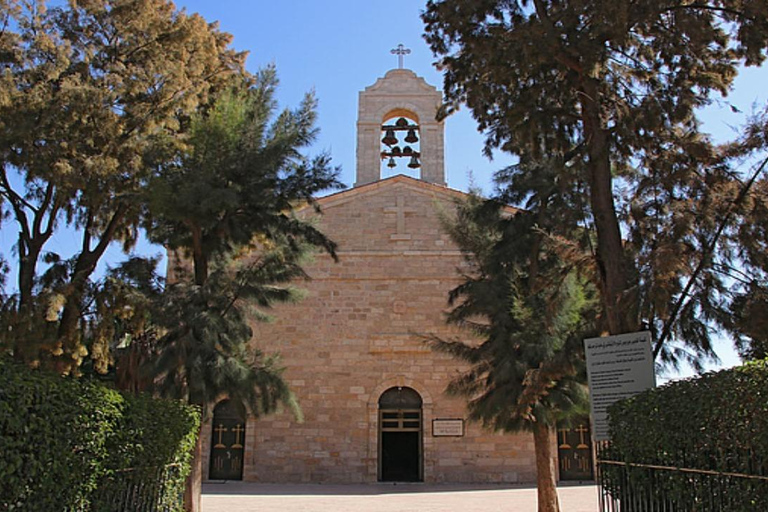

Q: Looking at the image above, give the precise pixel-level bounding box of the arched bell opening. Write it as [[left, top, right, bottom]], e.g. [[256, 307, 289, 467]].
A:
[[380, 111, 421, 180], [378, 386, 423, 482], [209, 399, 246, 480]]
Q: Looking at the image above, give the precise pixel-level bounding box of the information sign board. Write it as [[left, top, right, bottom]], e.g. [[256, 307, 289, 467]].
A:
[[432, 419, 464, 437], [585, 331, 656, 441]]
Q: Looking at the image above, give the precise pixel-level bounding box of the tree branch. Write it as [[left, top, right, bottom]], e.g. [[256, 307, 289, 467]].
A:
[[654, 154, 768, 357], [532, 0, 584, 74], [0, 167, 33, 243], [31, 181, 54, 237], [660, 4, 750, 20], [89, 202, 129, 262]]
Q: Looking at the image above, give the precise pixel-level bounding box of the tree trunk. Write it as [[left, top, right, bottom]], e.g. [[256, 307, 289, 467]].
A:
[[57, 253, 98, 353], [579, 77, 634, 335], [189, 223, 208, 286], [17, 236, 45, 309], [184, 425, 203, 512], [533, 421, 561, 512], [56, 205, 128, 368]]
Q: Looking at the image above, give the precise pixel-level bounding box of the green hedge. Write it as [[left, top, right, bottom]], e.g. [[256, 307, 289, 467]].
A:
[[91, 393, 199, 512], [0, 358, 199, 511], [605, 359, 768, 508]]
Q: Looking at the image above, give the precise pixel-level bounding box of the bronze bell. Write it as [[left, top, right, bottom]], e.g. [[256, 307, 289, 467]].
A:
[[391, 146, 401, 156], [382, 129, 397, 146], [408, 155, 420, 169], [404, 129, 418, 144], [387, 157, 397, 168], [402, 146, 413, 155], [396, 117, 409, 127]]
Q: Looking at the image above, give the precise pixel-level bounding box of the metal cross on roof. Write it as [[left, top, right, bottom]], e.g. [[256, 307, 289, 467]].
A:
[[391, 44, 411, 69]]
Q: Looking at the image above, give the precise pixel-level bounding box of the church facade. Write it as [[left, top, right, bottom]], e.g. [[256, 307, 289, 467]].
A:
[[200, 67, 594, 484]]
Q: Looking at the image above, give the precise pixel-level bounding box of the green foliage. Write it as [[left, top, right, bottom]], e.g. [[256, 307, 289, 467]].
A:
[[146, 74, 341, 287], [103, 393, 199, 475], [422, 0, 768, 368], [92, 394, 200, 512], [143, 82, 341, 418], [142, 80, 340, 508], [434, 188, 598, 512], [0, 357, 199, 511], [609, 360, 768, 469], [431, 192, 597, 432], [0, 0, 245, 372], [151, 247, 305, 419], [605, 360, 768, 507], [0, 357, 120, 511]]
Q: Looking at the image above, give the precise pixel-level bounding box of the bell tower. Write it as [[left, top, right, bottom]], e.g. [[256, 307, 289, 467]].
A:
[[354, 49, 445, 187]]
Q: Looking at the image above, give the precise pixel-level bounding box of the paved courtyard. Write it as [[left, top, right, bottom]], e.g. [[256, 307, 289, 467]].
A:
[[203, 482, 599, 512]]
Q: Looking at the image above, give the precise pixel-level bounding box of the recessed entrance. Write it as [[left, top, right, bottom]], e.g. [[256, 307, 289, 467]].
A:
[[209, 399, 246, 480], [378, 387, 423, 482]]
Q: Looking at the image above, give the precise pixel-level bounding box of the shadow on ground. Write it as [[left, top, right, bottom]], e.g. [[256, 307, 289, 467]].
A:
[[203, 481, 595, 496]]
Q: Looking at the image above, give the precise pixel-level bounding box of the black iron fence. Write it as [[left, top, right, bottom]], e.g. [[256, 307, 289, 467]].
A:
[[597, 454, 768, 511], [83, 463, 185, 512]]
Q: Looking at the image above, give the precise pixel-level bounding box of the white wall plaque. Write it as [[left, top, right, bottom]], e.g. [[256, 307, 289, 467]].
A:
[[432, 419, 464, 437], [585, 331, 656, 441]]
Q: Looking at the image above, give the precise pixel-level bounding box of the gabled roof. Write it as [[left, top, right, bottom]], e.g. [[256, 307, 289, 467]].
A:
[[302, 174, 517, 216], [306, 174, 472, 212]]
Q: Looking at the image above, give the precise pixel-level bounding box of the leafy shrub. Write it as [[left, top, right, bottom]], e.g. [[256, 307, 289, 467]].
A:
[[0, 358, 199, 511], [92, 393, 199, 512], [604, 359, 768, 509], [0, 358, 121, 511]]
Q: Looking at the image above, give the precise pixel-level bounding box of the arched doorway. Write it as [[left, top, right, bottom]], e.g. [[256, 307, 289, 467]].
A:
[[557, 417, 594, 481], [378, 386, 423, 482], [209, 399, 246, 480]]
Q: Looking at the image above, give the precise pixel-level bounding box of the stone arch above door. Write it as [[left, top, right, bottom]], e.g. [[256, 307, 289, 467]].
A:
[[377, 386, 423, 481], [368, 377, 434, 409], [366, 377, 435, 481]]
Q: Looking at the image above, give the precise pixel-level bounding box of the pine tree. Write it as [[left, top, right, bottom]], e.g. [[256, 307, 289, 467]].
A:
[[423, 0, 768, 367], [433, 169, 598, 512], [143, 79, 341, 512]]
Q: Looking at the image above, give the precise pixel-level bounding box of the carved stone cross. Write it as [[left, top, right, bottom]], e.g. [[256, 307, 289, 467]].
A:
[[391, 44, 411, 69], [384, 196, 417, 240]]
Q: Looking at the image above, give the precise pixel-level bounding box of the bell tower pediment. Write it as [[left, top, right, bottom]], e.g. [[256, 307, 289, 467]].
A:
[[355, 67, 445, 187]]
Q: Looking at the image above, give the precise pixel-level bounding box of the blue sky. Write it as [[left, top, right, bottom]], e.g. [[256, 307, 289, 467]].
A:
[[169, 1, 768, 192], [4, 0, 768, 378], [138, 1, 768, 379], [174, 0, 516, 193]]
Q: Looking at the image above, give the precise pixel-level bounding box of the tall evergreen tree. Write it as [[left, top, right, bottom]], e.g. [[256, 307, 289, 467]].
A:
[[423, 0, 768, 367], [433, 162, 598, 512], [720, 112, 768, 360], [142, 80, 341, 512]]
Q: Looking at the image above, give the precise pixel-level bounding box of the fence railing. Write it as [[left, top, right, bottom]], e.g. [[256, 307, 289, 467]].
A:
[[84, 463, 186, 512], [596, 457, 768, 512]]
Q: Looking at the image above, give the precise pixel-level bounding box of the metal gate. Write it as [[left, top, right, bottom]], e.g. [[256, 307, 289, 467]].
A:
[[596, 442, 768, 511]]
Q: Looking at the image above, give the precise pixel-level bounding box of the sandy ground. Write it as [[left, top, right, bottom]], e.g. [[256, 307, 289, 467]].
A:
[[203, 482, 599, 512]]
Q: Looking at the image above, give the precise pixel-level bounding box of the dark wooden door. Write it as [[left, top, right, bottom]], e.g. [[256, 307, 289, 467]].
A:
[[378, 387, 423, 482], [557, 419, 594, 480], [209, 401, 245, 480], [379, 409, 422, 482]]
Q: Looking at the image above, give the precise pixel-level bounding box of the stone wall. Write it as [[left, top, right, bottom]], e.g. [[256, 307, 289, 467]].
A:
[[200, 177, 548, 484]]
